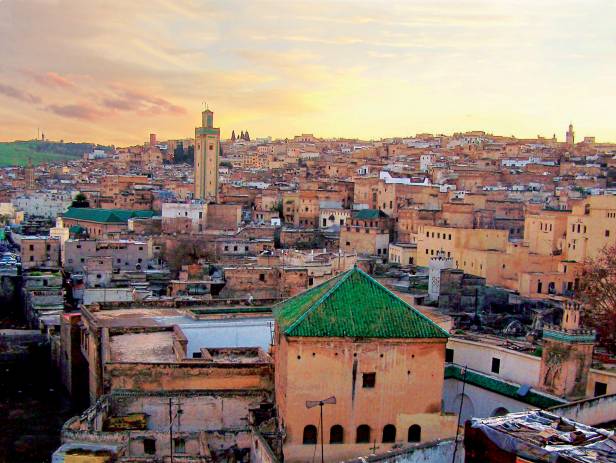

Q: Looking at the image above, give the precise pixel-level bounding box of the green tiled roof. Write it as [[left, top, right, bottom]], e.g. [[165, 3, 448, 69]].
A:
[[444, 364, 566, 409], [63, 208, 155, 224], [274, 267, 449, 339], [353, 209, 388, 220]]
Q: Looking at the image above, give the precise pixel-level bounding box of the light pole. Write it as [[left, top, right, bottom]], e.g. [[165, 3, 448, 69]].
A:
[[306, 396, 337, 463]]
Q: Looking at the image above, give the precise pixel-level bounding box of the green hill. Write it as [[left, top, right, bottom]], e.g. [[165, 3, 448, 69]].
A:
[[0, 141, 112, 167]]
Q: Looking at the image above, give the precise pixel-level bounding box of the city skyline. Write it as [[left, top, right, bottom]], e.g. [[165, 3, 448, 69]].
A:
[[1, 0, 615, 145]]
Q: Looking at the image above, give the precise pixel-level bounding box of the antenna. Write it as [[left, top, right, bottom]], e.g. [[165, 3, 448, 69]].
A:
[[306, 396, 336, 463]]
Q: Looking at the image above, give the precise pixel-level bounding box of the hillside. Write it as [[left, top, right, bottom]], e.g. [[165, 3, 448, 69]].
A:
[[0, 141, 111, 167]]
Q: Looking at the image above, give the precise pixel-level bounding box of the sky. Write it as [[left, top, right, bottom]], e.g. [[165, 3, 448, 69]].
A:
[[0, 0, 615, 146]]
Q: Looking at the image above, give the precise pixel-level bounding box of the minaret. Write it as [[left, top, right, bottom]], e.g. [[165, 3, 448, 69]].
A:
[[194, 106, 220, 202], [539, 300, 595, 399], [566, 123, 575, 146], [24, 158, 35, 191]]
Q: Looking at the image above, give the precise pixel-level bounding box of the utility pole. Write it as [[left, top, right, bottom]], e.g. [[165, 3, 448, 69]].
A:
[[169, 398, 174, 463], [168, 397, 183, 463], [452, 365, 467, 463]]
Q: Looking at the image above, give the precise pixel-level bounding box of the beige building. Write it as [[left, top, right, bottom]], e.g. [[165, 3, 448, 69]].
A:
[[273, 267, 455, 462]]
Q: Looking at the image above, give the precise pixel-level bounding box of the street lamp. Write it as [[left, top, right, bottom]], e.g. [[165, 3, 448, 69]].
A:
[[306, 396, 337, 463]]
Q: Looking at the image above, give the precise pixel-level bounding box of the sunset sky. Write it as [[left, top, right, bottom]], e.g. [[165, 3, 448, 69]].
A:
[[0, 0, 615, 146]]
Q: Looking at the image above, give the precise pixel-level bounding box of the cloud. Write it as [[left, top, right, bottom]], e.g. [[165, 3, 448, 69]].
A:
[[46, 103, 105, 121], [102, 86, 186, 115], [34, 71, 75, 88], [0, 83, 41, 104]]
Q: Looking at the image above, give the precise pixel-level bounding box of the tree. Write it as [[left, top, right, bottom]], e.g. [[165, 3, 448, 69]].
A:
[[71, 192, 89, 208], [162, 236, 211, 276], [576, 243, 616, 353]]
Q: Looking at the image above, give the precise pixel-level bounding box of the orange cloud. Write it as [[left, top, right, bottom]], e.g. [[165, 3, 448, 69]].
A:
[[34, 71, 75, 88]]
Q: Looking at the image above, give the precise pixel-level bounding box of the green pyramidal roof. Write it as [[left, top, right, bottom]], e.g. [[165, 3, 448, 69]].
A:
[[274, 267, 449, 339]]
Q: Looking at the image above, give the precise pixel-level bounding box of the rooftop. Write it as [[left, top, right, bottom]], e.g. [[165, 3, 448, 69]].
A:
[[62, 207, 154, 224], [468, 410, 615, 462], [274, 266, 449, 339]]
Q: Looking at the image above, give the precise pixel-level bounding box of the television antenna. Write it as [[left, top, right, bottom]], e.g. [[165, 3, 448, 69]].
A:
[[306, 396, 336, 463]]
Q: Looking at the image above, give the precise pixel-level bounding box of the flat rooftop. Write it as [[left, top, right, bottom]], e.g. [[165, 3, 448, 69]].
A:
[[109, 331, 175, 362], [88, 308, 273, 355]]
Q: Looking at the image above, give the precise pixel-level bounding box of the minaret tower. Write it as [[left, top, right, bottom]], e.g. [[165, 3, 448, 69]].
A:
[[539, 300, 595, 399], [566, 123, 575, 146], [194, 105, 220, 202]]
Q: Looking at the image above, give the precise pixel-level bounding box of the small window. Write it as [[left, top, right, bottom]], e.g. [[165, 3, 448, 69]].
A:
[[594, 381, 607, 397], [382, 424, 396, 443], [308, 277, 314, 286], [173, 437, 186, 453], [330, 425, 344, 444], [362, 372, 376, 388], [356, 425, 371, 443], [143, 438, 156, 455], [606, 230, 610, 237], [303, 425, 318, 445], [445, 348, 454, 363], [408, 425, 421, 442], [491, 357, 501, 374], [259, 273, 265, 282]]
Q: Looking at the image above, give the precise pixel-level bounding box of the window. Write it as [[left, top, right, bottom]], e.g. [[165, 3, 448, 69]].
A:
[[356, 425, 371, 443], [174, 438, 186, 453], [594, 381, 607, 397], [224, 246, 229, 251], [445, 348, 454, 363], [491, 357, 501, 374], [29, 244, 34, 251], [330, 425, 344, 444], [303, 425, 317, 444], [259, 273, 265, 282], [308, 277, 314, 286], [408, 425, 421, 442], [143, 438, 156, 455], [382, 424, 396, 443], [362, 372, 376, 388], [606, 230, 610, 237]]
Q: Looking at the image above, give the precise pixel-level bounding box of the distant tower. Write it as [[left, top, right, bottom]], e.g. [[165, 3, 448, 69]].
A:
[[539, 300, 595, 399], [194, 106, 220, 202], [24, 158, 35, 190], [231, 130, 236, 142], [428, 250, 453, 302], [566, 123, 575, 146], [149, 133, 157, 147]]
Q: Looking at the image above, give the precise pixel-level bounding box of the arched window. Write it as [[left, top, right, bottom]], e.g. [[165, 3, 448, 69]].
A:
[[330, 425, 344, 444], [303, 425, 317, 445], [408, 425, 421, 442], [356, 424, 371, 443], [382, 424, 396, 443]]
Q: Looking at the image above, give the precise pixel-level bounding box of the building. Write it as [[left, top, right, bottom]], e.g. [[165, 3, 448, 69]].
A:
[[20, 236, 61, 270], [59, 208, 155, 237], [272, 267, 455, 462], [194, 108, 220, 201], [340, 209, 391, 257]]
